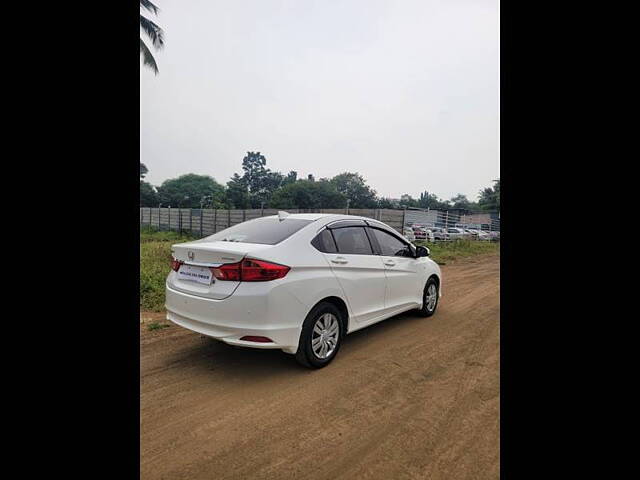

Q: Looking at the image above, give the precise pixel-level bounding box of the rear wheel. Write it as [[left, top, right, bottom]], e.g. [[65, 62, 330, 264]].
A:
[[295, 302, 344, 369], [417, 278, 439, 317]]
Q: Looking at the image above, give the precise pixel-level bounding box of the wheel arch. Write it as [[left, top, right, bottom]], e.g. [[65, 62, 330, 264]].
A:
[[312, 296, 350, 334], [426, 273, 442, 298]]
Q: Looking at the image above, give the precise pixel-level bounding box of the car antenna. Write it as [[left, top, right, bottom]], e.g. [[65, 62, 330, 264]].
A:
[[278, 211, 290, 222]]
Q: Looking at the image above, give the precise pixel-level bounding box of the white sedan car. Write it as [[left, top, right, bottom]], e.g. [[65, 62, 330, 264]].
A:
[[165, 212, 442, 368], [467, 229, 492, 241]]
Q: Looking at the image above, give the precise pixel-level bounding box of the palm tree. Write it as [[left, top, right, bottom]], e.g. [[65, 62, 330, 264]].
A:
[[140, 0, 164, 74]]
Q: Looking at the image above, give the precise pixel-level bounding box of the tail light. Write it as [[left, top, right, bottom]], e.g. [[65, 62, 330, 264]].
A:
[[211, 262, 241, 281], [211, 259, 290, 282], [170, 256, 183, 272], [241, 259, 290, 281]]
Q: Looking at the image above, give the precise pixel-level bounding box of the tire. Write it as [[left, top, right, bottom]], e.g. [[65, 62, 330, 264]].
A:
[[417, 277, 439, 317], [295, 302, 344, 369]]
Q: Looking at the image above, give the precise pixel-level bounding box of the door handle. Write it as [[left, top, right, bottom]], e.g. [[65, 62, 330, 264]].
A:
[[384, 260, 396, 266], [331, 256, 348, 264]]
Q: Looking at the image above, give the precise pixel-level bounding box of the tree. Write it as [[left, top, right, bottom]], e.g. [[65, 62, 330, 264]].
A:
[[140, 1, 164, 75], [226, 173, 249, 209], [156, 174, 226, 208], [238, 151, 285, 207], [241, 151, 267, 192], [415, 191, 447, 210], [261, 170, 285, 203], [282, 171, 298, 186], [270, 180, 346, 209], [399, 194, 419, 208], [478, 179, 500, 211], [140, 181, 159, 206], [377, 197, 399, 209], [330, 172, 378, 208], [139, 162, 157, 206], [448, 194, 478, 212]]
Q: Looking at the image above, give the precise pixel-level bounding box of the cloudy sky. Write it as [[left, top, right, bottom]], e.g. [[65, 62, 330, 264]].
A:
[[140, 0, 499, 201]]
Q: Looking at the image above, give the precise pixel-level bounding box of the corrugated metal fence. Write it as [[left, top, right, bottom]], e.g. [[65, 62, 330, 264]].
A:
[[139, 207, 500, 238], [140, 207, 406, 237]]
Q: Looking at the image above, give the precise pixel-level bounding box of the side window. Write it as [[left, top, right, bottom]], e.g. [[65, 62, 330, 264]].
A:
[[370, 229, 412, 257], [332, 227, 373, 255], [311, 229, 338, 253]]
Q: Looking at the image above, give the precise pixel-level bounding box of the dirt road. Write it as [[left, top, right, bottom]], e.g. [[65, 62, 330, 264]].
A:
[[141, 253, 499, 479]]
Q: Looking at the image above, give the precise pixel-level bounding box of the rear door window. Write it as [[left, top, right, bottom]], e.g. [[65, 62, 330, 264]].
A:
[[332, 227, 373, 255]]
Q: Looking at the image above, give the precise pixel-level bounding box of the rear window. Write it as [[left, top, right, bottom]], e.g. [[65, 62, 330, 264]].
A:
[[198, 217, 313, 245], [311, 229, 338, 253]]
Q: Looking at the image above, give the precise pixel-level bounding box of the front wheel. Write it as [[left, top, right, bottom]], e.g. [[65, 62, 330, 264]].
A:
[[417, 278, 439, 317], [295, 302, 344, 369]]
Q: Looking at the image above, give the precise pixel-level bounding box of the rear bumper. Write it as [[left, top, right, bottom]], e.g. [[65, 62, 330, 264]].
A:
[[165, 283, 305, 354]]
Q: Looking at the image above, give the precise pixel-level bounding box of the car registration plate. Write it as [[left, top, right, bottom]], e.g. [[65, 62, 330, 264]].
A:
[[177, 264, 213, 285]]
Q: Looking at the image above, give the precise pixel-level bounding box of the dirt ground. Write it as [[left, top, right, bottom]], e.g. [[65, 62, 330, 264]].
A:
[[140, 253, 500, 480]]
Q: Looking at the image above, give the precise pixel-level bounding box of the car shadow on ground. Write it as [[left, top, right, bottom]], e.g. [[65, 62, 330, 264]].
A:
[[168, 309, 431, 379]]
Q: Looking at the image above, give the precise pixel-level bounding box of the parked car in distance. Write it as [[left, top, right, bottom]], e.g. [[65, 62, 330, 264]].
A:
[[165, 213, 442, 368], [402, 227, 416, 242], [430, 227, 449, 241], [466, 228, 492, 241], [411, 225, 427, 240], [475, 230, 492, 241], [411, 224, 435, 242], [422, 229, 435, 243], [446, 227, 468, 240]]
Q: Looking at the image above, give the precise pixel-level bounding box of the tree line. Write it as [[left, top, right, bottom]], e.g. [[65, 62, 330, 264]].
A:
[[140, 152, 500, 212]]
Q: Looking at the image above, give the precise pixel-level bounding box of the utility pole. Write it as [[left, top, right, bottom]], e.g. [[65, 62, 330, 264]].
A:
[[199, 197, 205, 238], [346, 199, 350, 215], [402, 205, 407, 230]]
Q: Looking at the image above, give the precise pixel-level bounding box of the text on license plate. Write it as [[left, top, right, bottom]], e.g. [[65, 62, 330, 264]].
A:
[[177, 264, 213, 285]]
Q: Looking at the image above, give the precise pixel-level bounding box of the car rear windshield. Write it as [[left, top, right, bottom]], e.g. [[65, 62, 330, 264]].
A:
[[197, 217, 314, 245]]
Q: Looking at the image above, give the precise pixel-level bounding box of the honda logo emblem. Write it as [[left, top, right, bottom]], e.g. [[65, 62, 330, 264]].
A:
[[187, 251, 195, 261]]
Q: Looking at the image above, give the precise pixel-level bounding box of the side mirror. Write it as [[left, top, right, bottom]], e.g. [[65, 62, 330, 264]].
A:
[[416, 245, 430, 258]]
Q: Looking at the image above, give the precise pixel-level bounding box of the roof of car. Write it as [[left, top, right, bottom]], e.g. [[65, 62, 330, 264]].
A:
[[268, 213, 408, 232], [265, 213, 335, 220], [267, 213, 374, 222]]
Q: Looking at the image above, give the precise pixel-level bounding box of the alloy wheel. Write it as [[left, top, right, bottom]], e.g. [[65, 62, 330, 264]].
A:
[[425, 283, 438, 312], [311, 313, 339, 359]]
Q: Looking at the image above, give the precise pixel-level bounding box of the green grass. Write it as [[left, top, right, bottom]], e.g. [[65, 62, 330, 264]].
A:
[[139, 228, 499, 311], [140, 227, 197, 311], [140, 226, 199, 243], [147, 322, 170, 331], [414, 239, 500, 264]]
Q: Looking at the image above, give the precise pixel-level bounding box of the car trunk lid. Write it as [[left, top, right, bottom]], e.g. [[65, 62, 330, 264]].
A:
[[168, 241, 270, 300]]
